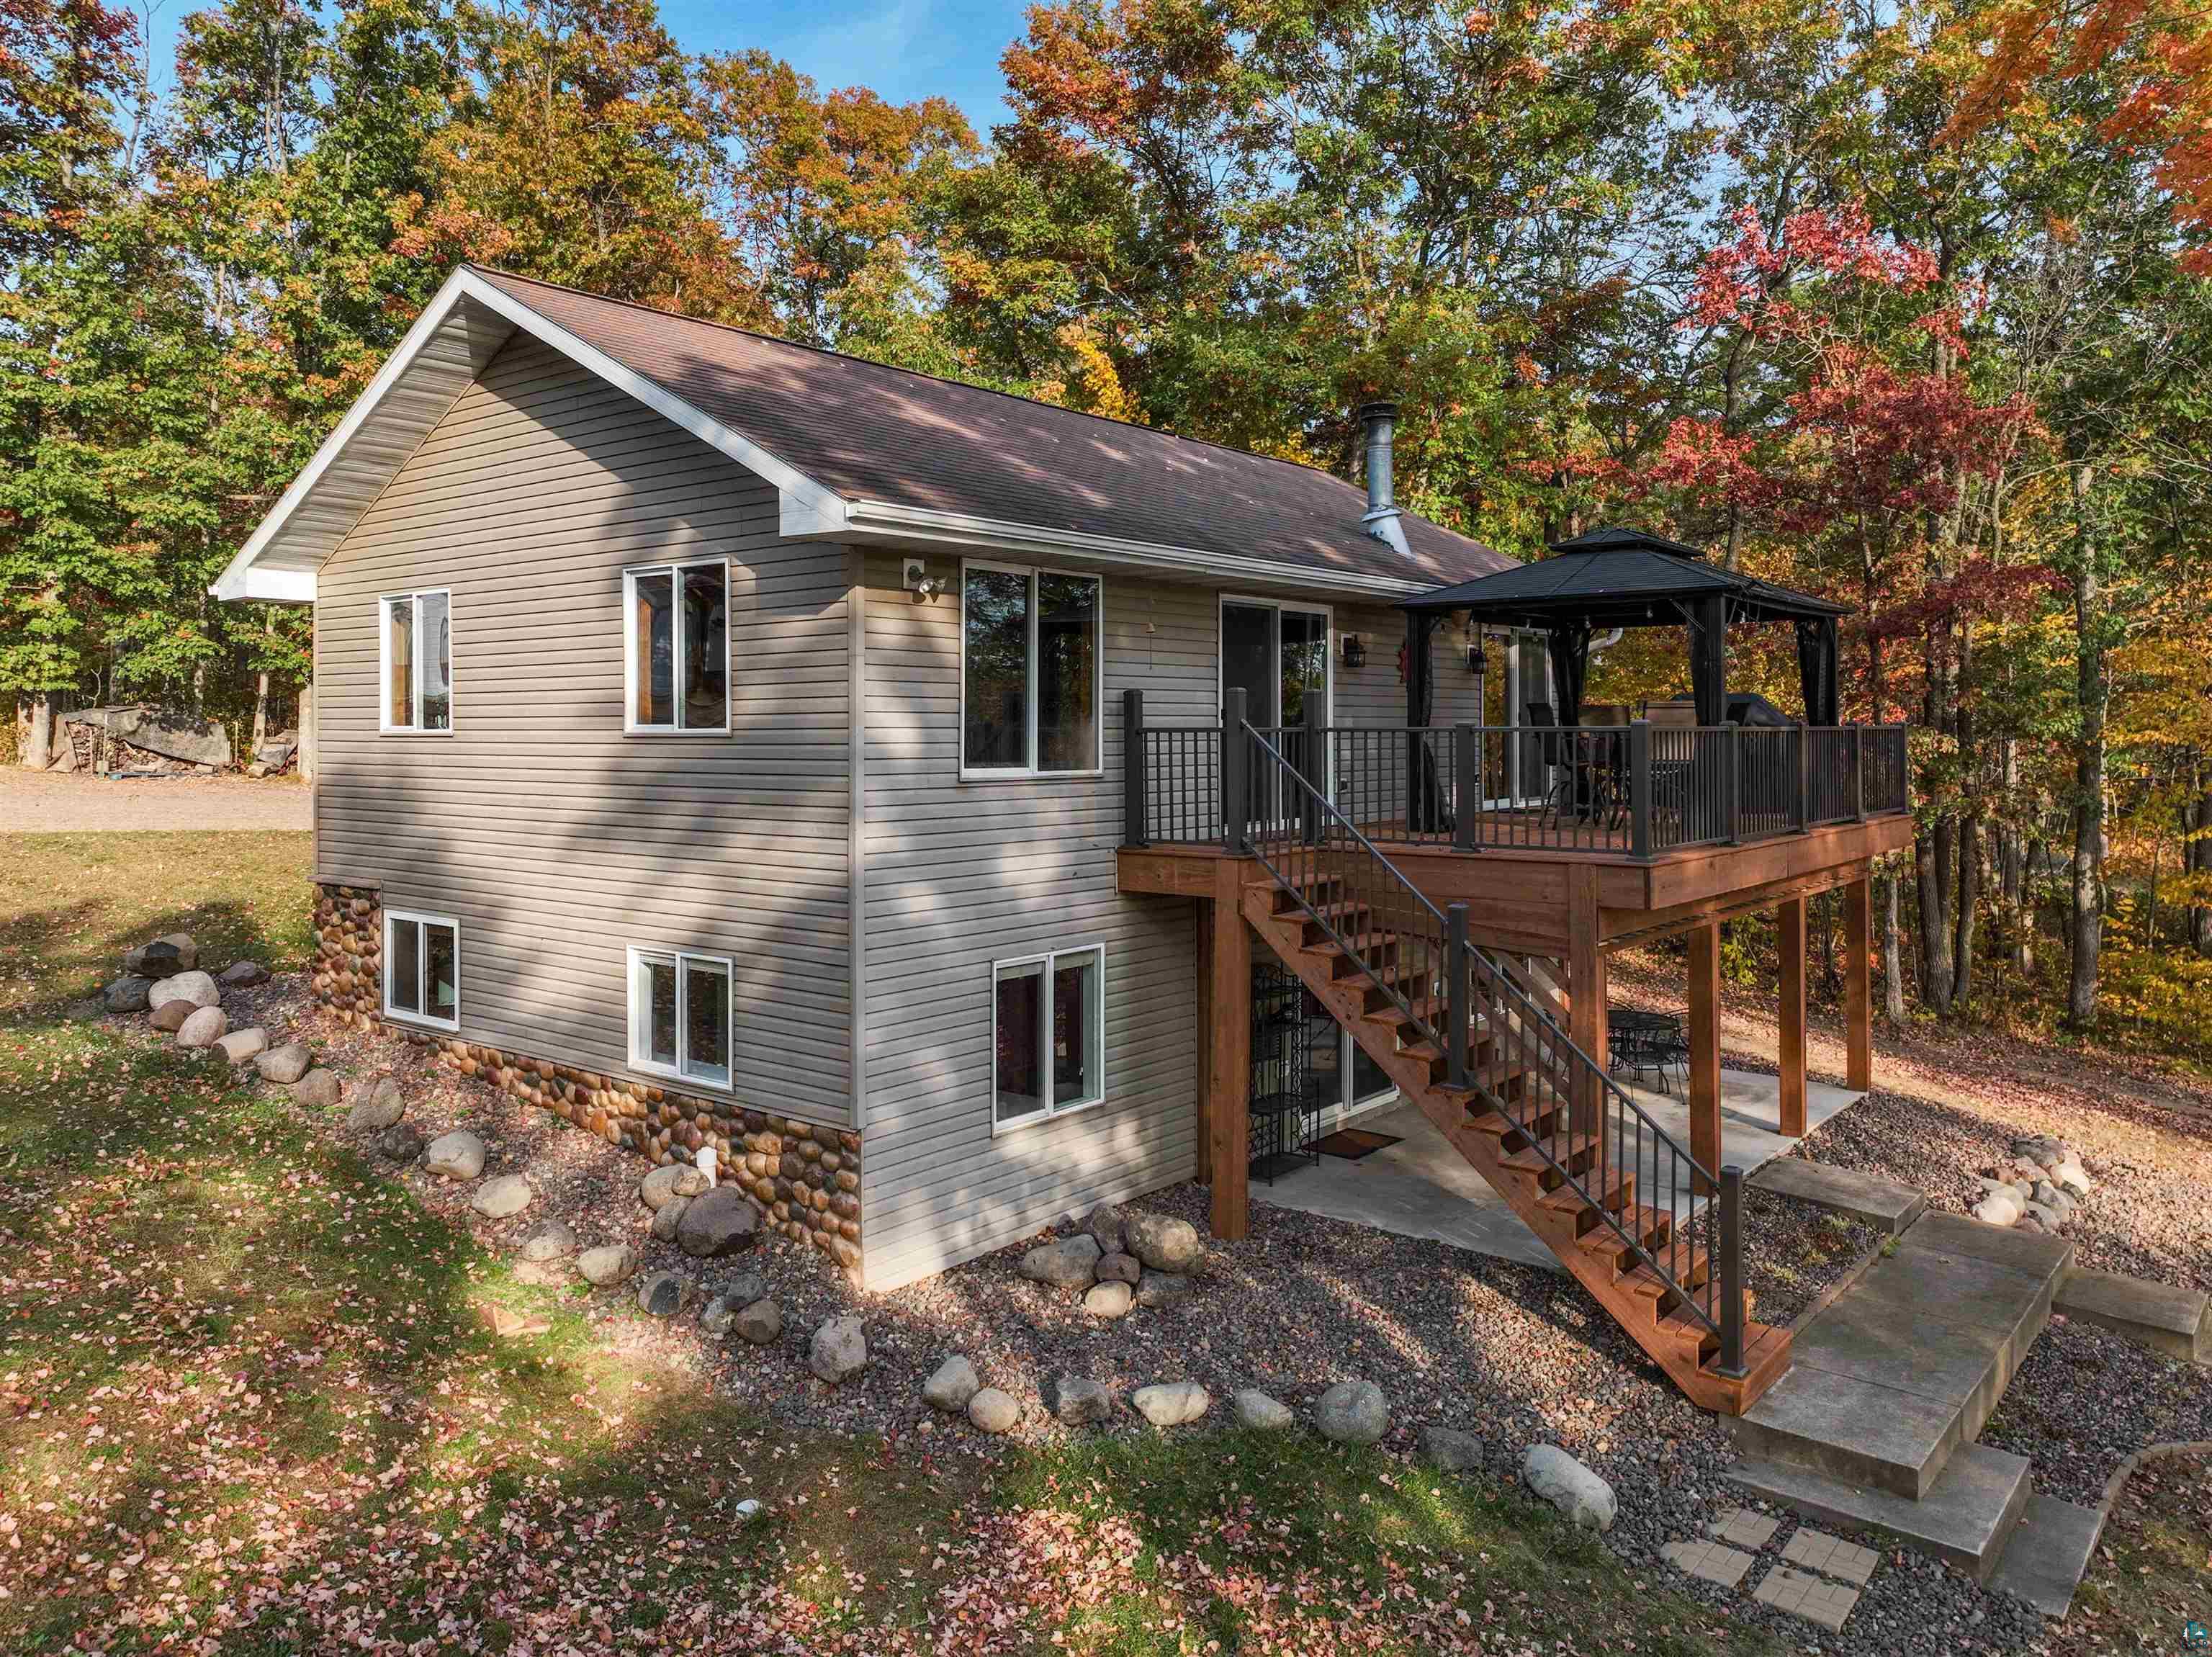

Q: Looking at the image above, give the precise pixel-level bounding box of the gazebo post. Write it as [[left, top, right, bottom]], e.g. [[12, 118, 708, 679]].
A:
[[1691, 593, 1728, 727]]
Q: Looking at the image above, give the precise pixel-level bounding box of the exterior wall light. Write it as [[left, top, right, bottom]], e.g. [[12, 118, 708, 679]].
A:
[[1341, 634, 1366, 669]]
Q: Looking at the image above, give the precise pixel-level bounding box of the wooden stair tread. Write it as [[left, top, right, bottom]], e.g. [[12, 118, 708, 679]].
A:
[[1538, 1173, 1634, 1220], [1497, 1131, 1596, 1175]]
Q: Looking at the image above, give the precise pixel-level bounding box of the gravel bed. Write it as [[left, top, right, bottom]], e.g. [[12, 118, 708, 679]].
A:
[[1741, 1182, 1884, 1329], [1981, 1318, 2212, 1506]]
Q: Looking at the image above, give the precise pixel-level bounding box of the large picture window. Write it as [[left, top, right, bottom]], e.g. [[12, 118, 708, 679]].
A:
[[962, 562, 1100, 775], [626, 560, 729, 732], [384, 910, 459, 1030], [992, 945, 1105, 1129], [380, 590, 452, 732], [629, 946, 732, 1088]]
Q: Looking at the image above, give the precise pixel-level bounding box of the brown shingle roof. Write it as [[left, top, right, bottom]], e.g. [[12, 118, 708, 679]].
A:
[[471, 268, 1511, 590]]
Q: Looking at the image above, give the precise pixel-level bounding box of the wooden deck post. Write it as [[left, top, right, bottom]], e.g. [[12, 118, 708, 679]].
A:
[[1777, 895, 1807, 1137], [1567, 866, 1607, 1134], [1843, 871, 1874, 1092], [1207, 858, 1252, 1239], [1687, 920, 1722, 1195]]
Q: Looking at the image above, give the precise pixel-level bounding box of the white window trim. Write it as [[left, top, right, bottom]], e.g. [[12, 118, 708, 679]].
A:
[[382, 907, 460, 1030], [958, 557, 1105, 781], [377, 588, 455, 736], [623, 557, 731, 736], [626, 944, 736, 1091], [990, 943, 1107, 1136]]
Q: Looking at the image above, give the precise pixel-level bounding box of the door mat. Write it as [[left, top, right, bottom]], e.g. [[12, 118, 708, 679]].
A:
[[1311, 1128, 1402, 1160]]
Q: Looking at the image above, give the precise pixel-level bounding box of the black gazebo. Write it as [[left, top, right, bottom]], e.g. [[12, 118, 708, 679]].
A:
[[1399, 526, 1848, 732]]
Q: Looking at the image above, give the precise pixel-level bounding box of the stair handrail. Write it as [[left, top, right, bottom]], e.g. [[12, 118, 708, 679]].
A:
[[1240, 718, 1740, 1362]]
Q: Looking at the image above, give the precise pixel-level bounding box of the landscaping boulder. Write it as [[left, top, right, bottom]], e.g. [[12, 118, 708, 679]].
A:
[[650, 1194, 691, 1242], [734, 1299, 782, 1345], [637, 1271, 685, 1316], [521, 1218, 578, 1262], [967, 1388, 1020, 1434], [215, 1028, 267, 1066], [472, 1175, 534, 1219], [103, 976, 153, 1013], [1082, 1280, 1135, 1320], [1051, 1375, 1115, 1425], [1232, 1389, 1295, 1432], [175, 1005, 228, 1048], [1095, 1252, 1141, 1285], [425, 1130, 487, 1180], [700, 1295, 740, 1337], [1136, 1271, 1192, 1309], [346, 1076, 405, 1132], [1129, 1380, 1210, 1428], [1973, 1186, 2024, 1228], [1081, 1203, 1125, 1256], [1313, 1380, 1389, 1446], [289, 1069, 342, 1110], [714, 1270, 768, 1310], [923, 1356, 984, 1414], [126, 934, 196, 975], [1521, 1445, 1615, 1532], [150, 1000, 194, 1033], [1421, 1427, 1485, 1473], [148, 970, 219, 1012], [376, 1122, 426, 1163], [1018, 1234, 1102, 1289], [675, 1187, 760, 1257], [217, 959, 269, 987], [578, 1244, 638, 1287], [1123, 1212, 1203, 1273], [641, 1163, 711, 1211], [256, 1042, 312, 1084], [808, 1316, 868, 1383]]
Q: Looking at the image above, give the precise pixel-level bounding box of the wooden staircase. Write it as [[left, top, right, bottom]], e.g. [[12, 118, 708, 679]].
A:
[[1241, 863, 1792, 1414]]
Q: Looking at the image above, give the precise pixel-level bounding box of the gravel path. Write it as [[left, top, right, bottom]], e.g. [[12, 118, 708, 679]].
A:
[[0, 767, 311, 831]]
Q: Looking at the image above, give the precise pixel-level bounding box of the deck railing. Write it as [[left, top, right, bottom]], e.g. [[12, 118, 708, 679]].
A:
[[1122, 690, 1908, 858]]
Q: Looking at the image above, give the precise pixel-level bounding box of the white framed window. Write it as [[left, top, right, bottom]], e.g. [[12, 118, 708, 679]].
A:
[[627, 946, 733, 1089], [379, 590, 453, 733], [961, 560, 1101, 777], [625, 559, 729, 732], [384, 909, 459, 1030], [992, 944, 1105, 1131]]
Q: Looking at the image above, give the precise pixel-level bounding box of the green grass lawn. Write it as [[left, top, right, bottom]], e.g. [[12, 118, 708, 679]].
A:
[[0, 832, 1779, 1654]]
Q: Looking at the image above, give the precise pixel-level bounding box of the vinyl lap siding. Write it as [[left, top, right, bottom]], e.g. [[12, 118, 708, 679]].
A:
[[314, 334, 854, 1125]]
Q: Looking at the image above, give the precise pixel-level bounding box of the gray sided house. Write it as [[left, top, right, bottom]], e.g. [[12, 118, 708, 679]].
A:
[[220, 266, 1511, 1291]]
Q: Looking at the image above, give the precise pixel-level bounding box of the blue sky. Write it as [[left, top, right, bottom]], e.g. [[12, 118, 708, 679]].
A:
[[138, 0, 1034, 133]]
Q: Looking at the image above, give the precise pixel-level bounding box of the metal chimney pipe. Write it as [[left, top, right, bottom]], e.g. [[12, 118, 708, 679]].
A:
[[1358, 400, 1411, 555]]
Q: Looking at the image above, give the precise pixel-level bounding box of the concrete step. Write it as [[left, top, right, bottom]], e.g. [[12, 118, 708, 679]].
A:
[[1987, 1493, 2105, 1617], [2054, 1267, 2210, 1364], [1730, 1212, 2072, 1498], [1731, 1442, 2035, 1581], [1750, 1157, 1928, 1234]]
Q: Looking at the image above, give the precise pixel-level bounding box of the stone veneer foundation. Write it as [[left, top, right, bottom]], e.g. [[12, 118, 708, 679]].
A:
[[314, 881, 861, 1273]]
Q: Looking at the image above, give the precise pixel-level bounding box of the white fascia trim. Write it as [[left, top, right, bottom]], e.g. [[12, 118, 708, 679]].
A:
[[230, 566, 319, 603], [830, 498, 1440, 600], [212, 267, 850, 603]]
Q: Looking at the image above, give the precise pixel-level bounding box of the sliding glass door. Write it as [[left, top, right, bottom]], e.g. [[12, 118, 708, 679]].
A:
[[1221, 598, 1331, 826]]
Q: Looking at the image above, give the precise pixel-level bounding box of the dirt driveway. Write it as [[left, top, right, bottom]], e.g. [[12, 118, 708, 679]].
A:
[[0, 767, 312, 832]]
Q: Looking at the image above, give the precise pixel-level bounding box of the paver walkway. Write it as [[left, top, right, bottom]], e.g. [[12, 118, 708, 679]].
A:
[[0, 769, 310, 832]]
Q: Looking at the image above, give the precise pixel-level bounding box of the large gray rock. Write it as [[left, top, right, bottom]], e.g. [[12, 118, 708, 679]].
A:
[[424, 1130, 487, 1181], [1521, 1445, 1615, 1532], [103, 976, 153, 1013], [808, 1316, 868, 1383], [148, 970, 219, 1012], [149, 1000, 193, 1033], [923, 1356, 983, 1414], [64, 705, 232, 768], [1081, 1203, 1125, 1256], [1082, 1280, 1135, 1320], [214, 1027, 267, 1066], [641, 1164, 711, 1211], [734, 1298, 782, 1344], [1129, 1380, 1210, 1428], [126, 934, 196, 975], [1421, 1427, 1485, 1472], [1136, 1271, 1192, 1309], [346, 1076, 405, 1131], [217, 958, 269, 987], [1019, 1234, 1102, 1288], [1096, 1251, 1141, 1285], [175, 1005, 228, 1048], [256, 1042, 312, 1084], [577, 1244, 638, 1286], [650, 1194, 691, 1242], [700, 1295, 740, 1337], [1052, 1375, 1115, 1425], [520, 1218, 578, 1262], [675, 1187, 760, 1257], [289, 1069, 342, 1110], [637, 1271, 685, 1316], [376, 1122, 426, 1163], [1313, 1380, 1389, 1446], [712, 1270, 768, 1310], [1232, 1389, 1295, 1431], [967, 1388, 1020, 1434], [472, 1175, 534, 1219], [1123, 1212, 1204, 1273]]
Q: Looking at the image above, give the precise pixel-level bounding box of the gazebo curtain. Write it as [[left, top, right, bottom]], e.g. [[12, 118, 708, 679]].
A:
[[1689, 596, 1728, 727], [1545, 621, 1590, 728], [1794, 617, 1840, 727]]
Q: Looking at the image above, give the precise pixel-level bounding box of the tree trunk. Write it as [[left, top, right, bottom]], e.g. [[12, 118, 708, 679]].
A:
[[1915, 830, 1954, 1012], [2066, 463, 2105, 1029], [2189, 764, 2211, 956], [252, 671, 269, 752], [298, 682, 317, 783], [20, 692, 53, 771], [1954, 816, 1981, 1007], [1881, 864, 1905, 1023]]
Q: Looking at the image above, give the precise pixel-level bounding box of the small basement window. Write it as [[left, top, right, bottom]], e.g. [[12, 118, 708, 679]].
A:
[[629, 946, 732, 1088], [962, 562, 1100, 775], [626, 560, 729, 732], [992, 944, 1105, 1129], [380, 590, 453, 732], [385, 910, 459, 1029]]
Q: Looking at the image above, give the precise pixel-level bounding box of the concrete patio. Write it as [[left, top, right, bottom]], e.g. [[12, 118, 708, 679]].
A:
[[1252, 1067, 1864, 1270]]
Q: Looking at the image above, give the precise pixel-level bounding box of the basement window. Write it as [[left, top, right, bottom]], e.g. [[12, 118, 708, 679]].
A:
[[961, 562, 1100, 776], [380, 590, 453, 733], [992, 945, 1105, 1130], [626, 560, 729, 732], [384, 910, 459, 1030], [629, 946, 732, 1089]]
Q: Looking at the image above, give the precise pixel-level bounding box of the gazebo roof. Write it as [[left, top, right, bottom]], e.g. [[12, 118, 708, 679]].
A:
[[1402, 524, 1848, 628]]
